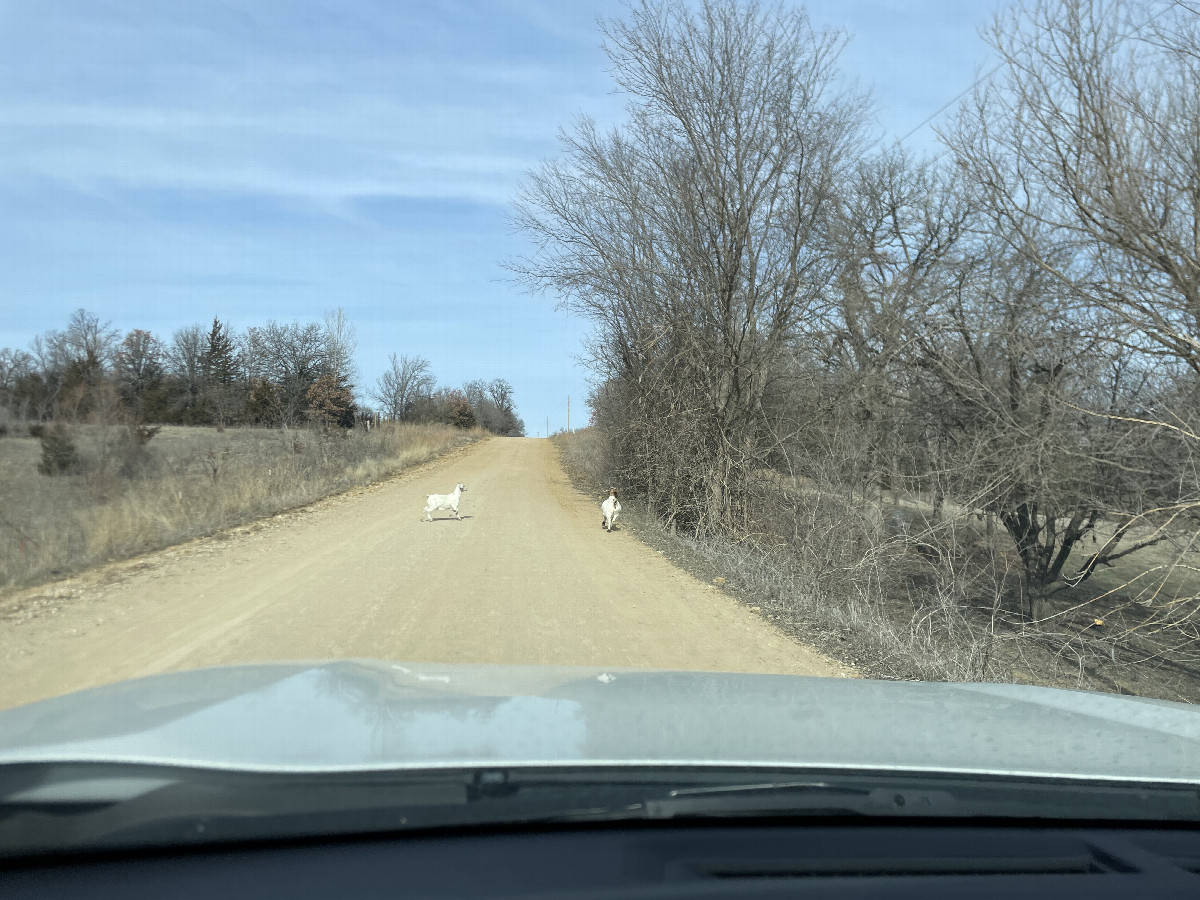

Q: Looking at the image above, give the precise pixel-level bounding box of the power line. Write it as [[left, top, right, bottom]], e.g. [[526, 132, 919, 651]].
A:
[[890, 59, 1005, 149], [888, 0, 1188, 150]]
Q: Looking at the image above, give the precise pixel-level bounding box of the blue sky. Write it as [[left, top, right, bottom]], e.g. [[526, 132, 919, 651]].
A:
[[0, 0, 1007, 435]]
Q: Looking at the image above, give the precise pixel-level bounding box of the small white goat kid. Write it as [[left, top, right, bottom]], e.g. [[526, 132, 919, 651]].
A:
[[424, 483, 466, 521], [601, 489, 621, 532]]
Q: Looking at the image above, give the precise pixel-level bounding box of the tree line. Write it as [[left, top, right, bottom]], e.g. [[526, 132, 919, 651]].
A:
[[0, 308, 524, 436], [514, 0, 1200, 642]]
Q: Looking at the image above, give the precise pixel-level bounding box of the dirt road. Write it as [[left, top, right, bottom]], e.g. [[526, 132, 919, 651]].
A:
[[0, 438, 852, 709]]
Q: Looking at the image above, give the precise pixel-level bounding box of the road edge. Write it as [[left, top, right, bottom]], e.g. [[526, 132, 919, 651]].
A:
[[0, 435, 493, 611], [548, 436, 858, 679]]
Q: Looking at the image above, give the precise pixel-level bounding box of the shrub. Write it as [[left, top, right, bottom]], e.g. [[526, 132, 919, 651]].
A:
[[131, 424, 161, 446], [306, 374, 356, 431], [37, 425, 80, 476], [446, 394, 476, 430], [118, 425, 161, 478]]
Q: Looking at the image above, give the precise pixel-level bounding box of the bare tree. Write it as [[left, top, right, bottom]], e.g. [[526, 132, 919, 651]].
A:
[[33, 309, 120, 419], [166, 324, 207, 422], [818, 150, 971, 500], [54, 309, 119, 380], [114, 329, 164, 421], [244, 321, 326, 426], [487, 378, 524, 435], [322, 306, 358, 390], [945, 0, 1200, 372], [462, 378, 488, 411], [487, 378, 514, 415], [462, 379, 500, 432], [941, 0, 1200, 644], [514, 0, 867, 533], [370, 354, 434, 421], [908, 234, 1126, 616], [22, 335, 63, 420], [0, 348, 35, 418]]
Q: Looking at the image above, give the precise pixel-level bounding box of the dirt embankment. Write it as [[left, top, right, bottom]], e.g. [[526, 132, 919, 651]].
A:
[[0, 437, 852, 709]]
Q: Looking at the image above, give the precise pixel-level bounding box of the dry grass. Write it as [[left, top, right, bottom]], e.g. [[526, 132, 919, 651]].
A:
[[877, 489, 1200, 608], [554, 428, 1200, 701], [865, 492, 1200, 692], [556, 428, 998, 681], [0, 422, 483, 591]]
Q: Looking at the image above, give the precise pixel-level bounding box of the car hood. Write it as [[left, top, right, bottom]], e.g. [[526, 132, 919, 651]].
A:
[[0, 661, 1197, 783]]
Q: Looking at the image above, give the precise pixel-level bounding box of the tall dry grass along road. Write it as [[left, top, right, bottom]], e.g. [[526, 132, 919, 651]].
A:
[[0, 438, 852, 709]]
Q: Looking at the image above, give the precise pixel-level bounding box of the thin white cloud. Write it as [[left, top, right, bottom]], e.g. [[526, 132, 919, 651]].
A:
[[0, 1, 620, 208], [0, 0, 1004, 434]]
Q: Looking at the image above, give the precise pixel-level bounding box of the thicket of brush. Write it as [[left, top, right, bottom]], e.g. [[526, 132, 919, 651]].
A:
[[531, 1, 1200, 702], [557, 422, 1200, 704]]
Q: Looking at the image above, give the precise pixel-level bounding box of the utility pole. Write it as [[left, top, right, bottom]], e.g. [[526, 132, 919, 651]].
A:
[[546, 416, 549, 438], [567, 395, 571, 433]]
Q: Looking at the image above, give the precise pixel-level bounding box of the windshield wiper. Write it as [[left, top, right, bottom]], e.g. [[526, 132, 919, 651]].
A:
[[639, 780, 953, 819], [521, 774, 1200, 826], [520, 781, 933, 822], [4, 764, 1200, 859]]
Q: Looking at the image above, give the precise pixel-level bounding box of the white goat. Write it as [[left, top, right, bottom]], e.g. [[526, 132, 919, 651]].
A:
[[424, 483, 466, 521], [601, 489, 621, 532]]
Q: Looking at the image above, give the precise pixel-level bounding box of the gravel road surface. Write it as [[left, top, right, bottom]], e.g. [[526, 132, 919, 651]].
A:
[[0, 437, 852, 709]]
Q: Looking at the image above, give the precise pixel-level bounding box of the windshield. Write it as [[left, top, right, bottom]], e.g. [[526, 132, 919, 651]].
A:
[[2, 0, 1199, 850]]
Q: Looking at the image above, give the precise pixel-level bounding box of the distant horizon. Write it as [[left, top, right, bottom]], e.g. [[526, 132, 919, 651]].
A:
[[0, 0, 1007, 435]]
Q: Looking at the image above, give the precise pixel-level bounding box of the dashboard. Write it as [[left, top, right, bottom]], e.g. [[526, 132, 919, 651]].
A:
[[4, 820, 1200, 898]]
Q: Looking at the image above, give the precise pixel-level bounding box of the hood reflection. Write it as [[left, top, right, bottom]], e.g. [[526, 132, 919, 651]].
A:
[[0, 661, 1197, 782]]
